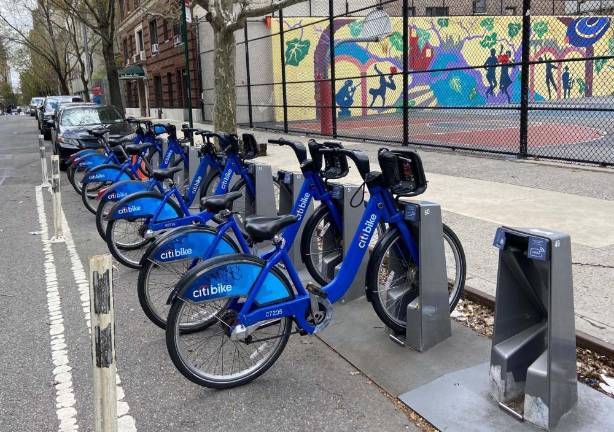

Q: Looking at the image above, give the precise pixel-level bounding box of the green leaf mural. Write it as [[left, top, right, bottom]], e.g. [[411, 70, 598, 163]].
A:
[[608, 38, 614, 56], [468, 87, 478, 100], [576, 78, 586, 95], [449, 77, 462, 93], [416, 28, 430, 51], [480, 33, 498, 49], [437, 18, 449, 28], [508, 23, 521, 38], [532, 21, 549, 39], [349, 20, 363, 38], [285, 38, 311, 67], [596, 58, 609, 73], [389, 31, 404, 52], [480, 18, 494, 32]]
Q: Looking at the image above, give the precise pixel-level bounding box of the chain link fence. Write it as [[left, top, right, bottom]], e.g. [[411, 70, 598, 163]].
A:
[[199, 0, 614, 165]]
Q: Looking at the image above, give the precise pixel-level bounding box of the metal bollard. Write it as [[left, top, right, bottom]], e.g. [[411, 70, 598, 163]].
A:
[[388, 201, 451, 351], [49, 155, 65, 243], [39, 135, 51, 188], [89, 254, 118, 432]]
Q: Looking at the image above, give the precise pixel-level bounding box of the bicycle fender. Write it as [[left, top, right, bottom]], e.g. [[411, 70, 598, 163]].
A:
[[109, 191, 182, 221], [99, 180, 152, 204], [146, 226, 237, 264], [73, 152, 107, 169], [68, 149, 97, 165], [176, 255, 293, 306], [82, 164, 132, 185]]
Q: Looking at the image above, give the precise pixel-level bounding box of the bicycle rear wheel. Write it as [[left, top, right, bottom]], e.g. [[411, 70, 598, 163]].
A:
[[105, 217, 154, 269], [367, 224, 466, 334]]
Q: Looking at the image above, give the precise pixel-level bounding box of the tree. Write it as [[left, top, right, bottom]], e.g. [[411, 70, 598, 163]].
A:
[[194, 0, 306, 132], [53, 0, 123, 111], [0, 0, 73, 94], [65, 14, 91, 101]]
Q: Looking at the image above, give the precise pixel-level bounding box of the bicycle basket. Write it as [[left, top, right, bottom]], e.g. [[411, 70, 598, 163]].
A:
[[241, 133, 259, 160], [309, 141, 349, 179], [377, 149, 427, 196], [218, 133, 241, 154]]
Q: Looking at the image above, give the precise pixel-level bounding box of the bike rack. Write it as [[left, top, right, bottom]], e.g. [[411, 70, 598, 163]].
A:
[[389, 201, 451, 352], [244, 162, 277, 218], [277, 170, 313, 270], [490, 226, 577, 431]]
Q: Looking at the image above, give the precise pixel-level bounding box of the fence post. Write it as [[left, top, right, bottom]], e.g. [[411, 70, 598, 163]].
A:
[[329, 0, 337, 137], [89, 254, 118, 432], [50, 155, 65, 243], [244, 24, 254, 128], [402, 0, 409, 147], [39, 135, 50, 188], [279, 9, 289, 133], [518, 0, 531, 158]]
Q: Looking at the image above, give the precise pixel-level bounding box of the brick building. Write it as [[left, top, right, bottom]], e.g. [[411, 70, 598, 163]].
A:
[[116, 0, 203, 121]]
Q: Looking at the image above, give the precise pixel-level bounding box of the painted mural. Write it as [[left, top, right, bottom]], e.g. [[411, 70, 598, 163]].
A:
[[271, 16, 614, 122]]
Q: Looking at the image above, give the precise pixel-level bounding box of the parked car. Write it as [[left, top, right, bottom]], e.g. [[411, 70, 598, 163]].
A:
[[38, 95, 83, 139], [51, 104, 133, 168], [29, 97, 44, 117]]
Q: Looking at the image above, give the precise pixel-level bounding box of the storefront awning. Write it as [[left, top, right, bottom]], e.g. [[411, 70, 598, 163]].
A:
[[118, 65, 145, 80]]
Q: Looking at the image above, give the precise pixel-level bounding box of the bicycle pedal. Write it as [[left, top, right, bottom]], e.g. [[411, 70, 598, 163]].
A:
[[306, 282, 328, 299]]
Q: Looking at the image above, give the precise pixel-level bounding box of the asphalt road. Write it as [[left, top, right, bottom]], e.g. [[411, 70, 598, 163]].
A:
[[0, 115, 416, 432]]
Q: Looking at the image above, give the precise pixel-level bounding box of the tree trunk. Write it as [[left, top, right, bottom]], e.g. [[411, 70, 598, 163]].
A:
[[213, 30, 237, 133], [102, 39, 124, 113]]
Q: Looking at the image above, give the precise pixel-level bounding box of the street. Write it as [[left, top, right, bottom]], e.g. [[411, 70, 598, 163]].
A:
[[0, 115, 416, 432]]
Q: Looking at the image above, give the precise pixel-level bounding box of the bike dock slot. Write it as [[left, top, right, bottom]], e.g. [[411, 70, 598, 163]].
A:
[[277, 170, 313, 270], [244, 162, 277, 218], [388, 200, 451, 352], [490, 226, 577, 430]]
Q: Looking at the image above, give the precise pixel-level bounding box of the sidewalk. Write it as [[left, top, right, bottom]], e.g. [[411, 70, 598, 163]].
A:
[[161, 118, 614, 344]]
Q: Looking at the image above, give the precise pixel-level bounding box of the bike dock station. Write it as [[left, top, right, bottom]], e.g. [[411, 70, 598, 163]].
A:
[[244, 162, 277, 218], [317, 226, 614, 432], [388, 200, 451, 352], [277, 169, 313, 270]]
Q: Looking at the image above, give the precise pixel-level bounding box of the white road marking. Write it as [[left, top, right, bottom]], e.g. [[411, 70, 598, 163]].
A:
[[60, 209, 137, 432], [35, 186, 79, 432]]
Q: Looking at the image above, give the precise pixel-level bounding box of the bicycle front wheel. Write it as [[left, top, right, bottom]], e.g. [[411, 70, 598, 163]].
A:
[[166, 297, 291, 389], [105, 218, 153, 269], [367, 224, 466, 334]]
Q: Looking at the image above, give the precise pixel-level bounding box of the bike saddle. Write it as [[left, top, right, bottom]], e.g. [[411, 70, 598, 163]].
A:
[[151, 165, 183, 181], [124, 142, 152, 156], [87, 127, 109, 138], [244, 215, 298, 243], [200, 191, 243, 214]]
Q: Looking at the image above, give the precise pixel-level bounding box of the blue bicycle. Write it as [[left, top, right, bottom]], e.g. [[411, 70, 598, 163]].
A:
[[104, 132, 279, 269], [136, 138, 342, 329], [165, 147, 466, 388]]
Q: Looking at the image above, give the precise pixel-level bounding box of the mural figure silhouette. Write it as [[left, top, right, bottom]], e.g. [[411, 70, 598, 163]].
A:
[[336, 80, 357, 118], [369, 64, 396, 108], [484, 48, 498, 98], [498, 46, 514, 104], [562, 66, 574, 99], [542, 55, 559, 99]]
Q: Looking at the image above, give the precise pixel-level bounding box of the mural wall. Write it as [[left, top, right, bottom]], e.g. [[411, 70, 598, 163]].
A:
[[270, 16, 614, 122]]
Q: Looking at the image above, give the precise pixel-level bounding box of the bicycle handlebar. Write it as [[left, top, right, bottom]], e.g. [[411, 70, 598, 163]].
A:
[[268, 138, 308, 163]]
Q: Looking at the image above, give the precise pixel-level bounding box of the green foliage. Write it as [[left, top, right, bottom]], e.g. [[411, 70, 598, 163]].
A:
[[480, 18, 494, 32], [437, 18, 449, 28], [389, 32, 404, 52], [468, 87, 478, 100], [416, 28, 430, 51], [449, 77, 462, 93], [508, 23, 521, 39], [285, 38, 311, 67], [532, 21, 549, 39], [348, 20, 363, 38], [596, 58, 609, 73], [576, 78, 586, 95], [608, 38, 614, 56], [480, 33, 498, 49]]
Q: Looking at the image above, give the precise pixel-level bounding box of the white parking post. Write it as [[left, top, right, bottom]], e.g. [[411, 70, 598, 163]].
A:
[[50, 155, 65, 243], [39, 135, 50, 188], [89, 254, 118, 432]]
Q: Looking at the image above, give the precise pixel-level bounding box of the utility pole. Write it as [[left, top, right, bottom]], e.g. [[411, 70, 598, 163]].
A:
[[181, 0, 194, 129]]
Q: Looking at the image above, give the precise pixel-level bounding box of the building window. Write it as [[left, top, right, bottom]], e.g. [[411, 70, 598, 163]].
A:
[[136, 29, 144, 52], [122, 38, 129, 63], [166, 73, 173, 108], [173, 22, 185, 45], [154, 76, 163, 108], [176, 69, 183, 107], [504, 6, 517, 15], [162, 20, 169, 42], [149, 20, 158, 46], [407, 6, 416, 16], [425, 7, 449, 16], [473, 0, 486, 14], [129, 34, 135, 56]]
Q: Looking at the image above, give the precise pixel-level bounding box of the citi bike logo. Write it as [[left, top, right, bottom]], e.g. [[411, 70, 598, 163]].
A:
[[295, 193, 311, 221], [107, 191, 127, 200], [191, 176, 202, 195], [117, 205, 141, 215], [192, 283, 233, 298], [163, 149, 174, 166], [358, 214, 377, 249], [220, 170, 233, 190], [89, 173, 106, 180], [160, 247, 193, 260]]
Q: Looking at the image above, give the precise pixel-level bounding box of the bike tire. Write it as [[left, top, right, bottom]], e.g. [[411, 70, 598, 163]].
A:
[[366, 224, 466, 334]]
